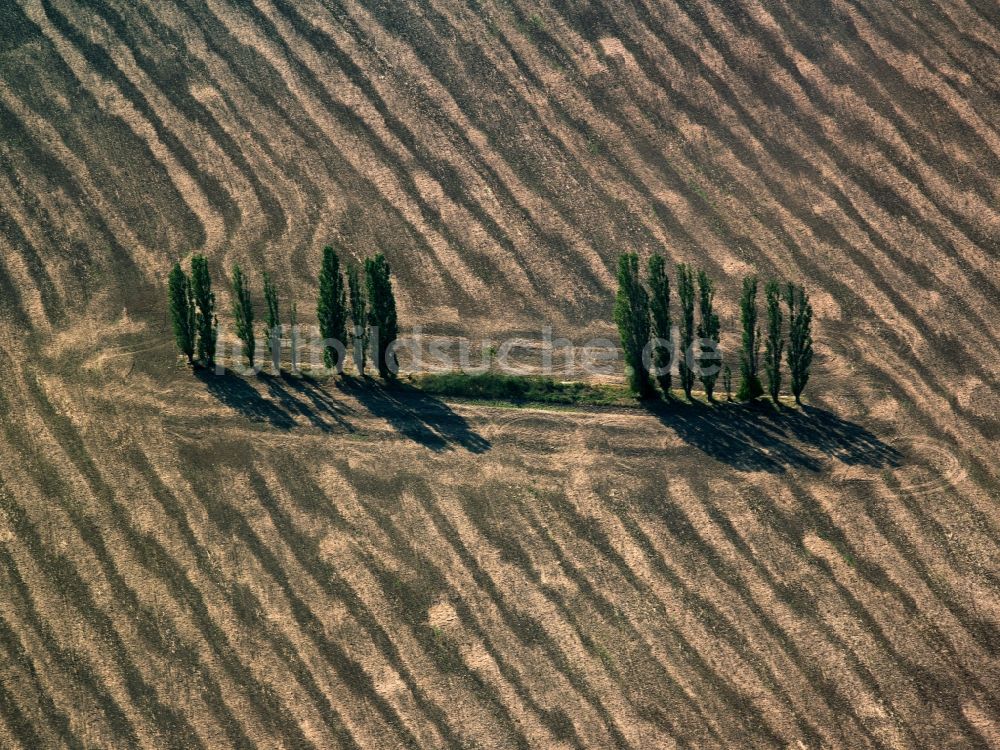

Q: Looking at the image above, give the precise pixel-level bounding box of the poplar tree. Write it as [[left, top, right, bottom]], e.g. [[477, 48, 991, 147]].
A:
[[289, 301, 300, 374], [168, 262, 195, 365], [764, 280, 784, 404], [647, 253, 672, 396], [676, 263, 696, 400], [365, 254, 399, 379], [785, 283, 814, 405], [231, 264, 256, 369], [263, 272, 280, 333], [347, 264, 368, 374], [190, 255, 218, 369], [723, 365, 733, 402], [317, 245, 348, 371], [263, 272, 280, 372], [737, 274, 763, 400], [613, 253, 653, 397], [696, 269, 721, 400]]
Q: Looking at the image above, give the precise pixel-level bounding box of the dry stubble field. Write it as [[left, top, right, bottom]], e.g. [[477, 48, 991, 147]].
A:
[[0, 0, 999, 747]]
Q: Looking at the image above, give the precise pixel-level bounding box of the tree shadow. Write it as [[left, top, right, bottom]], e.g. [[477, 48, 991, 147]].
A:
[[196, 369, 298, 430], [269, 374, 356, 433], [768, 405, 903, 467], [197, 370, 356, 433], [196, 370, 487, 450], [645, 399, 903, 474], [338, 378, 491, 454]]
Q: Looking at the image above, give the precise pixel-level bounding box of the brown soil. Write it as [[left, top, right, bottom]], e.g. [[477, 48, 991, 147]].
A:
[[0, 0, 998, 747]]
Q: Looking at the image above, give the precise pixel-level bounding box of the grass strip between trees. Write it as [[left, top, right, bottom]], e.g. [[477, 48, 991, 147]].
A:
[[405, 371, 804, 410], [409, 371, 633, 407]]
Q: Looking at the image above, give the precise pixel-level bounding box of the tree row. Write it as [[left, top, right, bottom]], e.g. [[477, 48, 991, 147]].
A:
[[168, 247, 399, 377], [615, 253, 814, 404]]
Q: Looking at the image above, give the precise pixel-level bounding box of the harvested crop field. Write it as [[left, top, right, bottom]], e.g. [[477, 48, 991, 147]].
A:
[[0, 0, 999, 747]]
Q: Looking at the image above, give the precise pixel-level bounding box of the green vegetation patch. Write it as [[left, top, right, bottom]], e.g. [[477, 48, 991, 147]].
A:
[[410, 371, 634, 407]]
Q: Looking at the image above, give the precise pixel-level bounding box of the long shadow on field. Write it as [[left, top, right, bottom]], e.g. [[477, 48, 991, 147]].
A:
[[267, 373, 356, 433], [198, 370, 359, 433], [339, 378, 490, 453], [646, 399, 902, 473], [196, 371, 486, 449], [196, 369, 298, 430]]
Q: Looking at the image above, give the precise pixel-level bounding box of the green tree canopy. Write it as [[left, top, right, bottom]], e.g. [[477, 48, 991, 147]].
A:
[[168, 262, 195, 365], [263, 272, 280, 372], [317, 245, 348, 371], [613, 253, 653, 398], [696, 269, 721, 400], [737, 274, 763, 400], [347, 264, 368, 375], [785, 283, 814, 405], [676, 263, 696, 400], [190, 255, 218, 369], [263, 272, 280, 333], [231, 264, 255, 369], [365, 254, 399, 379], [647, 253, 672, 396], [764, 280, 784, 403], [289, 300, 300, 374]]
